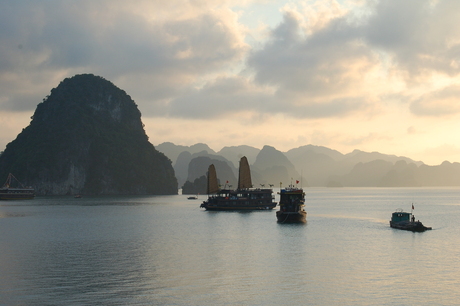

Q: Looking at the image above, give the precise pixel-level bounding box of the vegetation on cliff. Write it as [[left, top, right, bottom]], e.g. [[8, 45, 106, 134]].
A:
[[0, 74, 177, 195]]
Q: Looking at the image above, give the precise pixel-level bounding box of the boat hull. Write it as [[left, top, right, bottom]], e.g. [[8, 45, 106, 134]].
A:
[[201, 202, 276, 211], [390, 221, 432, 232], [276, 211, 307, 223], [0, 189, 35, 200], [0, 194, 35, 200]]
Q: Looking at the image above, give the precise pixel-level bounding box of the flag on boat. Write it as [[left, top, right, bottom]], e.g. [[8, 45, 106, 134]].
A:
[[296, 180, 300, 184], [412, 204, 414, 210]]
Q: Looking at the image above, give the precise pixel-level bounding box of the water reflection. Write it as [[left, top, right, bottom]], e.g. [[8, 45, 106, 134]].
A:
[[1, 189, 460, 305]]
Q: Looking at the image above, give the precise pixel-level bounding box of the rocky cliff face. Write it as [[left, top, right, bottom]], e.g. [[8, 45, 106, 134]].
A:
[[0, 74, 177, 195]]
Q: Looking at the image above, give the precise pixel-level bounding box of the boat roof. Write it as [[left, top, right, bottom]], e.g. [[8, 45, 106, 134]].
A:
[[218, 188, 272, 194], [279, 188, 303, 194], [392, 211, 411, 215]]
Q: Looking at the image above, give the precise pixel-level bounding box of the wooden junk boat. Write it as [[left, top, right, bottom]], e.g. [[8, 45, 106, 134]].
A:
[[0, 173, 35, 200], [390, 208, 432, 232], [276, 185, 306, 223], [200, 157, 276, 211]]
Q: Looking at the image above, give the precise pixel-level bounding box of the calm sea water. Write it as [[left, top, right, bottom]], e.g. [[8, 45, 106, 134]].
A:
[[1, 188, 460, 305]]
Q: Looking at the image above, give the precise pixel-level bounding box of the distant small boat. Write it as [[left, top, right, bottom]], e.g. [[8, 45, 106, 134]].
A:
[[276, 186, 306, 223], [390, 208, 431, 232], [187, 196, 198, 200], [0, 173, 35, 200], [74, 195, 82, 198]]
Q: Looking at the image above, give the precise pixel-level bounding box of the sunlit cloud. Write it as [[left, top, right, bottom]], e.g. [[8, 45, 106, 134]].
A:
[[407, 126, 417, 135], [410, 85, 460, 116]]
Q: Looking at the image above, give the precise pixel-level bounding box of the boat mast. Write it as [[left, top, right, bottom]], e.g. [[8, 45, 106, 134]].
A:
[[2, 173, 26, 189]]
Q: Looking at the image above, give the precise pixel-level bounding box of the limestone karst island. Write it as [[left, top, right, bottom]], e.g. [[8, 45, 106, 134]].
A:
[[0, 74, 178, 196]]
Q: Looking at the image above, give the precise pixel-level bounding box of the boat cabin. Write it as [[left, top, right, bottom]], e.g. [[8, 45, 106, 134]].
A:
[[391, 211, 411, 223], [278, 188, 305, 212]]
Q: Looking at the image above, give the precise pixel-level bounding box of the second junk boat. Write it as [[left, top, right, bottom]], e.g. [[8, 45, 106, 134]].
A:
[[276, 183, 306, 223], [200, 156, 277, 210]]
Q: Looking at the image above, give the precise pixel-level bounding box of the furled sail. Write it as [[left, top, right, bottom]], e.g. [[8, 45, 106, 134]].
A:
[[207, 164, 219, 194], [238, 156, 252, 189]]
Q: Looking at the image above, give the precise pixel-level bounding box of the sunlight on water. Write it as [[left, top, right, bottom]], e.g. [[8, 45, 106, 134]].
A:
[[1, 189, 460, 305]]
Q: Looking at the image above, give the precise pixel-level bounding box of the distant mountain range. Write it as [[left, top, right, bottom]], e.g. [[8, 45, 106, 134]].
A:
[[156, 142, 460, 191]]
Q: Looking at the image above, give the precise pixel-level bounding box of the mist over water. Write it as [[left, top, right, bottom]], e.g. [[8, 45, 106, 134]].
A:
[[1, 188, 459, 305]]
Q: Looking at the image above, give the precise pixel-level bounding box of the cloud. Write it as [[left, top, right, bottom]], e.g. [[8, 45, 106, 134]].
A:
[[3, 0, 460, 165], [3, 0, 460, 120], [0, 0, 385, 120], [156, 3, 378, 121], [0, 111, 31, 150], [168, 75, 274, 119], [410, 85, 460, 116], [364, 0, 460, 78], [407, 126, 417, 134], [0, 0, 248, 114], [239, 0, 460, 120], [244, 8, 378, 117]]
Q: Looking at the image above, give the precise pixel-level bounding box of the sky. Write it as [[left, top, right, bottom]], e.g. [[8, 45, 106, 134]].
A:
[[1, 0, 460, 165]]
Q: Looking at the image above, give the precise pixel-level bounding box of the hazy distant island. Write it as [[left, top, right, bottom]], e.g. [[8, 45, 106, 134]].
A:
[[156, 142, 460, 194], [0, 74, 177, 195]]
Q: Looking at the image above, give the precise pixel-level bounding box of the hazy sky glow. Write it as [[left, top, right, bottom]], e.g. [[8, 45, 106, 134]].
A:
[[2, 0, 460, 165]]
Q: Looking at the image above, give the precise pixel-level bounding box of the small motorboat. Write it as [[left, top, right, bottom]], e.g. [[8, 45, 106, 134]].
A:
[[390, 208, 431, 232]]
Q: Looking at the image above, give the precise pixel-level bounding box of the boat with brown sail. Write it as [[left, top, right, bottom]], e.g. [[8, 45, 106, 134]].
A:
[[200, 156, 277, 210]]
